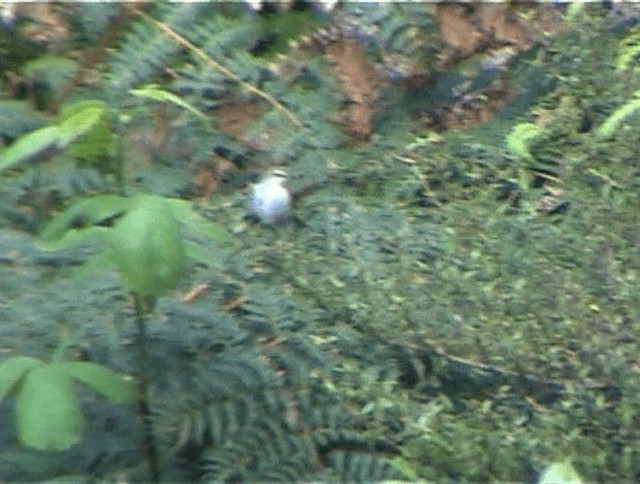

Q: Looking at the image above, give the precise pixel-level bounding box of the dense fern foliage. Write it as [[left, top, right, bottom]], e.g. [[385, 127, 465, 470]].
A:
[[1, 1, 640, 482]]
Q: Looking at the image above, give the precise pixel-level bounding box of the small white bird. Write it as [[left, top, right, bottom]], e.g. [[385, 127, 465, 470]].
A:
[[250, 169, 291, 224]]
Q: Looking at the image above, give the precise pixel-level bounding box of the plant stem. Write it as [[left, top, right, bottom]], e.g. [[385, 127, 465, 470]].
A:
[[133, 293, 160, 482]]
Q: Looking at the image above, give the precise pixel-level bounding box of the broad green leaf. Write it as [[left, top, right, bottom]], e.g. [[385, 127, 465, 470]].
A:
[[69, 251, 113, 280], [130, 84, 207, 120], [0, 125, 61, 173], [110, 195, 186, 296], [56, 99, 108, 121], [538, 460, 583, 484], [57, 100, 107, 121], [167, 198, 231, 244], [39, 194, 132, 243], [51, 362, 136, 404], [59, 100, 116, 162], [0, 99, 105, 174], [57, 106, 104, 148], [16, 364, 83, 451], [38, 226, 111, 251], [0, 356, 42, 401]]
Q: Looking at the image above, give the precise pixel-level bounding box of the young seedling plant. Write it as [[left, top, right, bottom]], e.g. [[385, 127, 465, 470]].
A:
[[0, 193, 228, 481]]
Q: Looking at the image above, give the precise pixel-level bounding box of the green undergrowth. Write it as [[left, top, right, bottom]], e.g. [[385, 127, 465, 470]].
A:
[[0, 2, 639, 482]]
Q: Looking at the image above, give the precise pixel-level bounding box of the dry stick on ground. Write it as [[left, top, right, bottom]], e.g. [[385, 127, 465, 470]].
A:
[[134, 8, 304, 129]]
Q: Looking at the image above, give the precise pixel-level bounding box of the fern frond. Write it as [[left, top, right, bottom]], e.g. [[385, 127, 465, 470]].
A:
[[0, 100, 46, 142], [321, 449, 406, 482], [617, 27, 640, 71], [595, 91, 640, 140], [341, 2, 439, 81], [201, 418, 318, 482], [154, 350, 290, 449], [106, 3, 213, 94]]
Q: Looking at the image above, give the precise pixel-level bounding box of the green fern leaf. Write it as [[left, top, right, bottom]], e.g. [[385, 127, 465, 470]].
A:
[[595, 92, 640, 140], [505, 122, 544, 161]]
